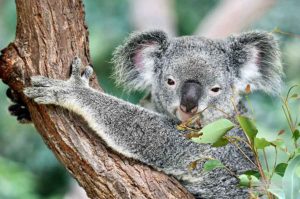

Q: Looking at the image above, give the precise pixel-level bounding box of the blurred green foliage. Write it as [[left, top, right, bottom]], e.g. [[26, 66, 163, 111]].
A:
[[0, 0, 299, 198], [175, 0, 219, 35]]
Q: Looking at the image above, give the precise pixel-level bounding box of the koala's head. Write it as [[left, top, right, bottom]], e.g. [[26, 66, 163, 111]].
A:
[[113, 30, 283, 123]]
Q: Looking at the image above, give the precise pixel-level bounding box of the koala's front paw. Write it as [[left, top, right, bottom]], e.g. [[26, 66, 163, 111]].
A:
[[24, 57, 93, 105]]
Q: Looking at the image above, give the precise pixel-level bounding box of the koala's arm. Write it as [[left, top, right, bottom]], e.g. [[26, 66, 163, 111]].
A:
[[24, 58, 253, 198], [24, 58, 205, 170]]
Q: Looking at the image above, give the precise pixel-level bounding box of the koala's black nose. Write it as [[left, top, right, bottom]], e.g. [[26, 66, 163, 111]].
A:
[[180, 81, 201, 113]]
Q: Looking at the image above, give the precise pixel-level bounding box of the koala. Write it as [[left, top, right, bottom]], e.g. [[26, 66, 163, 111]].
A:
[[23, 30, 282, 199]]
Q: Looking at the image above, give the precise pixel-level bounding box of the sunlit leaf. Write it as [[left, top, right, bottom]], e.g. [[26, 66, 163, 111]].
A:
[[268, 188, 285, 199], [254, 137, 271, 149], [191, 119, 234, 145], [203, 159, 224, 172], [237, 116, 258, 143], [275, 163, 288, 177], [238, 174, 260, 187], [282, 155, 300, 199]]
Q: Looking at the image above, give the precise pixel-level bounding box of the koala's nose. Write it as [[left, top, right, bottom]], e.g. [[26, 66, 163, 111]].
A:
[[180, 81, 201, 113]]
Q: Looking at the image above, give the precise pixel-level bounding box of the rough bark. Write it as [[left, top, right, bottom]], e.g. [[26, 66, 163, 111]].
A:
[[0, 0, 194, 198]]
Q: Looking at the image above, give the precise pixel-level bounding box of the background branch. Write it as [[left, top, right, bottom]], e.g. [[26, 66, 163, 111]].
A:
[[195, 0, 275, 38], [129, 0, 177, 36]]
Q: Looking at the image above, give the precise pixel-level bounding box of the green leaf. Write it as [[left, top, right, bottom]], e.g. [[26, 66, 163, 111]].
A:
[[292, 129, 300, 142], [296, 166, 300, 178], [212, 137, 229, 147], [254, 137, 271, 149], [290, 94, 298, 99], [268, 188, 285, 199], [236, 116, 258, 143], [271, 139, 287, 152], [282, 155, 300, 199], [295, 148, 300, 155], [238, 174, 260, 187], [203, 159, 224, 172], [243, 170, 261, 178], [191, 119, 234, 145], [275, 163, 288, 177]]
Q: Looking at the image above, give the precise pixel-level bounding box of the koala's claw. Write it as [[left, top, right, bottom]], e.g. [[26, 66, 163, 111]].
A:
[[6, 88, 32, 123], [70, 57, 93, 83], [8, 104, 32, 123], [71, 56, 82, 78], [82, 65, 93, 81], [6, 88, 19, 103]]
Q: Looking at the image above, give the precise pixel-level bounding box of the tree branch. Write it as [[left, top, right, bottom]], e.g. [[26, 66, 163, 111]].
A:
[[195, 0, 275, 38], [129, 0, 177, 36], [0, 0, 194, 198]]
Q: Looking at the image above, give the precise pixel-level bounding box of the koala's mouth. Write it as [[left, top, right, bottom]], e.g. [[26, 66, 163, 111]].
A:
[[175, 107, 198, 122]]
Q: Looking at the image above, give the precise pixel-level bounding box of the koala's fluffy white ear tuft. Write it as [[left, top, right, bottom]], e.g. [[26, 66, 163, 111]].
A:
[[112, 30, 168, 91], [229, 31, 283, 94]]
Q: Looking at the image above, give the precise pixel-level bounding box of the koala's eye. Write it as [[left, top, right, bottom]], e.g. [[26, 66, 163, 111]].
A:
[[211, 87, 221, 92], [167, 78, 175, 86], [209, 85, 222, 96]]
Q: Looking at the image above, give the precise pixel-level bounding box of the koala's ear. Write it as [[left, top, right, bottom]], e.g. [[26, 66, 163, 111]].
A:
[[228, 31, 283, 94], [112, 30, 168, 91]]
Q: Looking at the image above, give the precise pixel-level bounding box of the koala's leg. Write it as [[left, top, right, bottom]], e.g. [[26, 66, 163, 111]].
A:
[[6, 88, 31, 123]]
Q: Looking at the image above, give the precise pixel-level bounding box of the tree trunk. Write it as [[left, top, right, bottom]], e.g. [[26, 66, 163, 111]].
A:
[[0, 1, 194, 198]]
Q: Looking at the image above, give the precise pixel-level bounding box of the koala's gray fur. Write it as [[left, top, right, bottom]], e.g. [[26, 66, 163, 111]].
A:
[[24, 30, 282, 199]]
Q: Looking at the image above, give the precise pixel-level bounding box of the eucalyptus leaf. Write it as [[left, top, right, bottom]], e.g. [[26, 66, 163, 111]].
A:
[[236, 116, 258, 143], [212, 137, 229, 147], [191, 119, 234, 145], [295, 148, 300, 155], [272, 139, 287, 152], [254, 137, 271, 149], [268, 188, 285, 199], [203, 159, 224, 172], [243, 170, 261, 178], [275, 163, 288, 177], [282, 155, 300, 199], [290, 94, 298, 99], [296, 166, 300, 178], [238, 174, 260, 187], [292, 129, 300, 142]]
